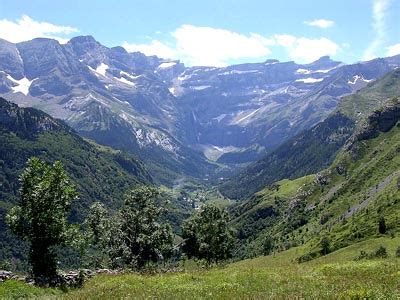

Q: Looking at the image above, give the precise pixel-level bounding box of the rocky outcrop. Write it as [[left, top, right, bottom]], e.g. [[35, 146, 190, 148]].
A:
[[346, 98, 400, 150]]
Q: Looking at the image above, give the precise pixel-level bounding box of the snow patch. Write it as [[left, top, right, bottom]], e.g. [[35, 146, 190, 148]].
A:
[[348, 75, 374, 85], [6, 75, 35, 95], [220, 70, 260, 75], [115, 76, 135, 86], [296, 68, 311, 75], [295, 77, 324, 83], [192, 85, 211, 90], [235, 107, 262, 124], [158, 62, 177, 69], [89, 63, 109, 77], [169, 87, 177, 95]]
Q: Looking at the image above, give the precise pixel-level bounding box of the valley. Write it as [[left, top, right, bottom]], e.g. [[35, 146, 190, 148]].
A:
[[0, 3, 400, 297]]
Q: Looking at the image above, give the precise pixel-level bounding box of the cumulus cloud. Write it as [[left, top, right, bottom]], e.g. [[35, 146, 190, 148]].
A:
[[304, 19, 335, 29], [123, 25, 339, 66], [386, 43, 400, 56], [0, 15, 78, 44], [122, 40, 176, 59], [363, 0, 391, 60], [273, 35, 339, 63], [124, 25, 273, 66]]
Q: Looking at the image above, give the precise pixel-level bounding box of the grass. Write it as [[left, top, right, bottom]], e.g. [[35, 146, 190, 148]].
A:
[[2, 237, 400, 299]]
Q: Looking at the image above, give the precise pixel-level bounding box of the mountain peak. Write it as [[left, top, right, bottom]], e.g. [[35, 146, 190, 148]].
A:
[[68, 35, 101, 50], [314, 56, 333, 63]]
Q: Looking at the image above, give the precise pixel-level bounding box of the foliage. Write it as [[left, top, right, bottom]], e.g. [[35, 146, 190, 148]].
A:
[[320, 236, 331, 256], [182, 204, 235, 264], [262, 235, 274, 256], [374, 246, 388, 258], [5, 158, 78, 283], [396, 246, 400, 258], [378, 216, 387, 234], [82, 202, 111, 268], [110, 186, 174, 269]]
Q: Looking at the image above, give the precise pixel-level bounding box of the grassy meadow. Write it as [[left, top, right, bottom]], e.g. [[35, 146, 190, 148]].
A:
[[1, 236, 400, 299]]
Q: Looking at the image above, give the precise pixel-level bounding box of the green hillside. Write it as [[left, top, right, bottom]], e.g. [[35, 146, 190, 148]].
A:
[[230, 97, 400, 259], [0, 98, 155, 262]]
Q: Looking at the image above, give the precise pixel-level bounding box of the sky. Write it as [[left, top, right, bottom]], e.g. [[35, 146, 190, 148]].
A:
[[0, 0, 399, 67]]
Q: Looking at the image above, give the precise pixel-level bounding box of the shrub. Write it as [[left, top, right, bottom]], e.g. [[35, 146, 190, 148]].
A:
[[378, 216, 386, 234], [373, 246, 388, 258], [396, 246, 400, 258], [320, 236, 331, 255]]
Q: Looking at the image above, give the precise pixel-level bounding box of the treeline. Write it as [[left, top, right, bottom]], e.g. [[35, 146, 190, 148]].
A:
[[6, 158, 235, 286]]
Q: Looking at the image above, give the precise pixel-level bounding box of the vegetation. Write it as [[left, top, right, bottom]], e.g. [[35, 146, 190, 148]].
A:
[[6, 158, 78, 284], [229, 98, 400, 260], [110, 186, 174, 269], [182, 205, 235, 264], [2, 237, 400, 299]]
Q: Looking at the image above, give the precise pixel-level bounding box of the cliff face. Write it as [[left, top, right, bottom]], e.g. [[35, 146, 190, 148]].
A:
[[347, 97, 400, 147]]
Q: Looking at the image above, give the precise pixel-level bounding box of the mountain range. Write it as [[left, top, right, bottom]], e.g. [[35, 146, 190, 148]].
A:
[[1, 35, 400, 185]]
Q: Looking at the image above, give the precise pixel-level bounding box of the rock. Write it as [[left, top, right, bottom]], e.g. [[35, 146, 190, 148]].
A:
[[96, 268, 113, 274], [0, 270, 13, 281]]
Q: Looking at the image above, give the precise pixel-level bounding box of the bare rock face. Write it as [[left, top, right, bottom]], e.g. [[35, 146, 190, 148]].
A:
[[350, 97, 400, 144]]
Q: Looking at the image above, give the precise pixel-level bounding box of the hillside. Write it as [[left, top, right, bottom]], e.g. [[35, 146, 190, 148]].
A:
[[0, 97, 156, 262], [2, 236, 400, 299], [229, 97, 400, 259], [220, 68, 400, 199]]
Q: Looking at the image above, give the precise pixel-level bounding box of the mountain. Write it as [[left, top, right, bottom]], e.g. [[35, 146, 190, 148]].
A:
[[0, 97, 154, 261], [0, 36, 214, 185], [1, 36, 400, 184], [169, 55, 400, 164], [230, 96, 400, 259], [220, 67, 400, 199]]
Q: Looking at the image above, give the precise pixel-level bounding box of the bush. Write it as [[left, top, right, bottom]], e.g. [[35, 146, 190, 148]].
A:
[[396, 246, 400, 258], [354, 250, 369, 261], [354, 246, 388, 260], [374, 246, 388, 258], [296, 251, 318, 263]]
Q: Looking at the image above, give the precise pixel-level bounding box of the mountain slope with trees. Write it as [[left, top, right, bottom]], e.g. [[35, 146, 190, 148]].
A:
[[0, 97, 156, 262], [229, 96, 400, 259]]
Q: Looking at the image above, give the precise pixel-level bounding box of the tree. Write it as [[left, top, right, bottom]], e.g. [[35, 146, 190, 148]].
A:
[[112, 186, 173, 269], [262, 235, 274, 256], [320, 236, 330, 255], [182, 204, 235, 264], [378, 216, 387, 234], [83, 202, 111, 268], [84, 202, 109, 246], [6, 158, 78, 283]]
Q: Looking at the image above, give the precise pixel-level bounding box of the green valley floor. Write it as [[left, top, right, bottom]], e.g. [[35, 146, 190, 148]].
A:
[[2, 237, 400, 299]]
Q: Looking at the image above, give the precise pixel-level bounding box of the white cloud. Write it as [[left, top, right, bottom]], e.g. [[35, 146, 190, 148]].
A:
[[122, 40, 176, 59], [273, 35, 339, 63], [123, 25, 339, 66], [0, 15, 78, 44], [304, 19, 335, 29], [124, 25, 273, 66], [363, 0, 391, 60], [386, 43, 400, 56]]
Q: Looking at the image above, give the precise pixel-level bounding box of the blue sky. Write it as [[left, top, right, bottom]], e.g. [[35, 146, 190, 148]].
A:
[[0, 0, 399, 66]]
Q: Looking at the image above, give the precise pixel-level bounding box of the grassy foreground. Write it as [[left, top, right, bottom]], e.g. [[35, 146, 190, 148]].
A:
[[1, 237, 400, 299]]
